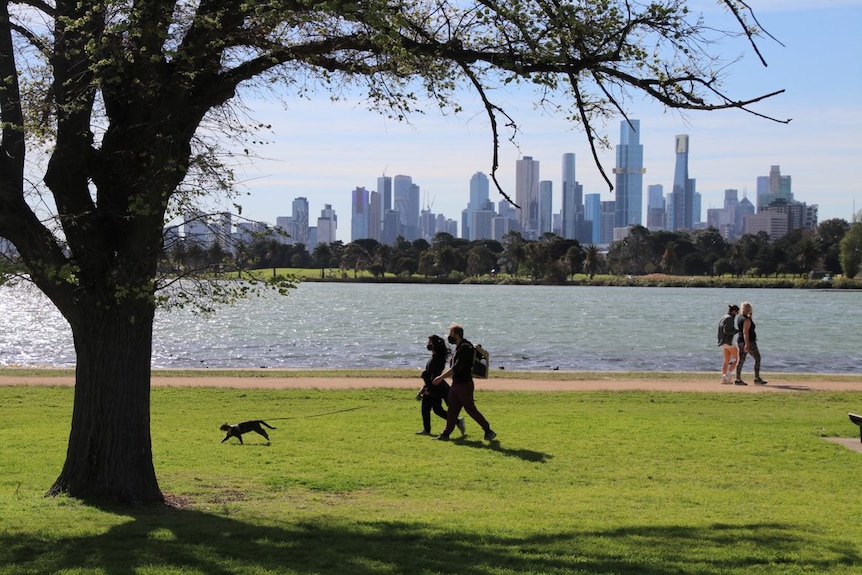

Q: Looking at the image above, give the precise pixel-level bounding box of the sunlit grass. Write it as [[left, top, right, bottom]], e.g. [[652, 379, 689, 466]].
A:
[[2, 385, 861, 574]]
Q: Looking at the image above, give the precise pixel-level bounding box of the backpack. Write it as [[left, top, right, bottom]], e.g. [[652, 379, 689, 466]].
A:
[[716, 315, 735, 346], [472, 344, 490, 379]]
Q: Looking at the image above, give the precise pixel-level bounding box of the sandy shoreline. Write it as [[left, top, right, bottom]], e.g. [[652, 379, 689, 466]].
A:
[[1, 373, 860, 392]]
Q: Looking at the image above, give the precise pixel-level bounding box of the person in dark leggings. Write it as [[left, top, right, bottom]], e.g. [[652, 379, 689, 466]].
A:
[[432, 323, 496, 442], [736, 301, 768, 385], [415, 335, 463, 436]]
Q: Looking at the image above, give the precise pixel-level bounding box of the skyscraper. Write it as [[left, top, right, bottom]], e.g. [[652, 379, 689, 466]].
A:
[[561, 153, 580, 239], [376, 175, 392, 239], [393, 174, 420, 240], [757, 165, 792, 210], [515, 156, 540, 239], [292, 197, 309, 244], [393, 174, 412, 228], [317, 204, 337, 244], [584, 193, 601, 244], [646, 184, 665, 229], [377, 176, 392, 213], [539, 180, 553, 235], [670, 134, 694, 231], [613, 120, 645, 228], [368, 191, 381, 242], [465, 172, 490, 240], [350, 187, 370, 241]]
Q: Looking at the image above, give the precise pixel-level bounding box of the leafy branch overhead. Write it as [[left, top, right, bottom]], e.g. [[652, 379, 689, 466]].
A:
[[3, 1, 787, 220]]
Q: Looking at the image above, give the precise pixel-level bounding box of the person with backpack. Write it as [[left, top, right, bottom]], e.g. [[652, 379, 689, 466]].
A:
[[736, 301, 768, 385], [717, 304, 741, 385], [431, 323, 497, 442]]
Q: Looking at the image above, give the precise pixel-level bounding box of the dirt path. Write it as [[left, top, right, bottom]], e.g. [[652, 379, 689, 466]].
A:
[[1, 373, 860, 392]]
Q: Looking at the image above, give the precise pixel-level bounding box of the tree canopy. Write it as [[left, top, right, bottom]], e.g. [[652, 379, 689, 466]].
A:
[[0, 0, 786, 504]]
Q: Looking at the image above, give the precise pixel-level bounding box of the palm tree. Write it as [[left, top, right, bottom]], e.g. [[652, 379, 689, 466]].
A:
[[582, 244, 601, 279]]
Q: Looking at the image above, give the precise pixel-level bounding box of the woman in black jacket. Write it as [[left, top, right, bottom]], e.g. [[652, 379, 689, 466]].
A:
[[416, 335, 463, 435]]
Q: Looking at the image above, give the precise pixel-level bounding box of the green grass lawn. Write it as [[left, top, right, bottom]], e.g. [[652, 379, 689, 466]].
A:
[[1, 385, 861, 574]]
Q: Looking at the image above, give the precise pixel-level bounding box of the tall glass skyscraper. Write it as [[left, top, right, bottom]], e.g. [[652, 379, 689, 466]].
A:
[[539, 180, 553, 235], [377, 175, 392, 212], [465, 172, 490, 239], [671, 134, 694, 231], [561, 153, 580, 240], [393, 174, 421, 240], [292, 197, 309, 244], [350, 186, 370, 241], [515, 156, 540, 239], [613, 120, 645, 228]]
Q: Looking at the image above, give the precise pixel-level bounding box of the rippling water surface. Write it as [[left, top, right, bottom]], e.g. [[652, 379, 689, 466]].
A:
[[1, 281, 860, 373]]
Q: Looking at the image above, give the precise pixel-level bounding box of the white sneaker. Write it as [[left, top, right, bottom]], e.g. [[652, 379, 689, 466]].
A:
[[721, 374, 731, 385]]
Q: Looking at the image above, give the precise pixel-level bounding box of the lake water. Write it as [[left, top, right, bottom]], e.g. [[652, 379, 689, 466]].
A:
[[1, 281, 860, 374]]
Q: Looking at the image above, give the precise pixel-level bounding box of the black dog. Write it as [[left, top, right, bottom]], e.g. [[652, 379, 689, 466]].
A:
[[220, 420, 276, 444]]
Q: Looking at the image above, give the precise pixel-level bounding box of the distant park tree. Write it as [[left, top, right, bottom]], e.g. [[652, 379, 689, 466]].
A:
[[839, 222, 862, 279], [0, 0, 787, 504]]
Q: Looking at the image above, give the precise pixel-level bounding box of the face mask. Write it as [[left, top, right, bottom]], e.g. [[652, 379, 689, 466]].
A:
[[426, 343, 433, 350], [447, 335, 456, 344]]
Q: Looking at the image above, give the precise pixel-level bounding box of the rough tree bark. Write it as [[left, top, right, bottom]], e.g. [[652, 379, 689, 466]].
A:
[[47, 299, 162, 504]]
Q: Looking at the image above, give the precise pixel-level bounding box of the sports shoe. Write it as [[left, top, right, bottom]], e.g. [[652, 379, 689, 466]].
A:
[[484, 430, 497, 441], [754, 378, 768, 385], [415, 429, 431, 435], [456, 417, 466, 435], [734, 379, 747, 386], [720, 374, 732, 385], [433, 434, 450, 441]]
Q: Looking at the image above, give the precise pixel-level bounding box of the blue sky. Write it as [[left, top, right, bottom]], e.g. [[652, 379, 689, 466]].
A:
[[229, 1, 862, 243]]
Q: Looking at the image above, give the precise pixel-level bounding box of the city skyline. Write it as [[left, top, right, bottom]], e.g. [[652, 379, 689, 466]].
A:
[[219, 3, 860, 243], [233, 152, 814, 250]]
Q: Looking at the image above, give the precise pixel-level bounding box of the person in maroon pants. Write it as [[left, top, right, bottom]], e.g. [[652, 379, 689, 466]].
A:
[[431, 323, 497, 442]]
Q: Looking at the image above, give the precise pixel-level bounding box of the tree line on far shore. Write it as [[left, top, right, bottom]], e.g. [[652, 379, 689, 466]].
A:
[[159, 217, 862, 284]]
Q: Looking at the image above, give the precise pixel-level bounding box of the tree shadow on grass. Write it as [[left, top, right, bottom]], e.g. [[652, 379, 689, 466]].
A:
[[2, 507, 858, 574]]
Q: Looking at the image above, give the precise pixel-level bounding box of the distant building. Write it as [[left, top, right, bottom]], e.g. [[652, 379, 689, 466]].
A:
[[670, 134, 695, 231], [368, 191, 381, 242], [599, 200, 616, 245], [317, 204, 337, 245], [737, 195, 755, 233], [744, 210, 788, 240], [292, 197, 309, 245], [646, 184, 665, 230], [561, 153, 582, 240], [350, 187, 370, 241], [515, 156, 540, 239], [539, 180, 553, 235], [613, 120, 645, 228], [464, 172, 490, 240], [757, 165, 792, 211], [275, 216, 298, 244], [584, 193, 601, 244]]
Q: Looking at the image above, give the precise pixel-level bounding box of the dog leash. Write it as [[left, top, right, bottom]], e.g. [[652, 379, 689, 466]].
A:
[[261, 406, 366, 422]]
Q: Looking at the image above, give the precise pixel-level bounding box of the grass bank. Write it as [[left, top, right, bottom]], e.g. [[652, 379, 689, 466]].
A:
[[2, 385, 861, 574], [248, 268, 862, 289]]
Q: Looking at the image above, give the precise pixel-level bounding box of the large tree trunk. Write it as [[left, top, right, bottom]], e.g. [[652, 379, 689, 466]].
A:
[[47, 299, 163, 505]]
